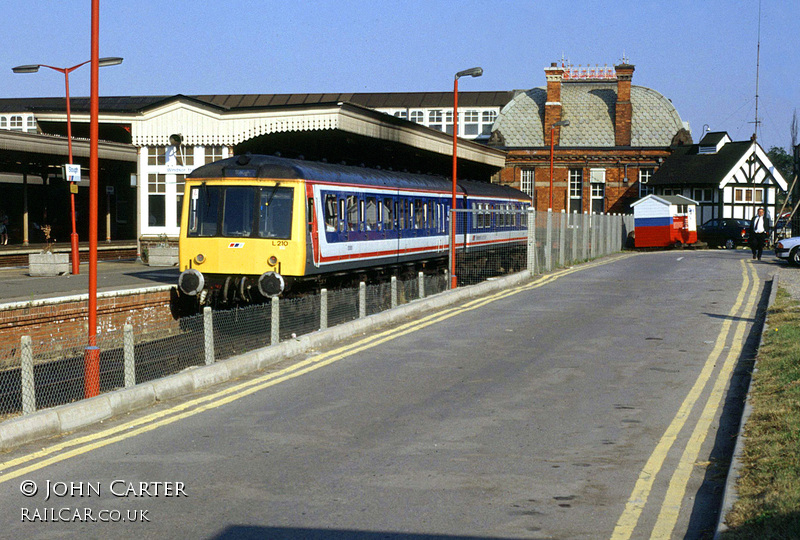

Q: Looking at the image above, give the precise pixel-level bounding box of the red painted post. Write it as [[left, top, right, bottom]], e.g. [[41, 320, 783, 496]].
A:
[[85, 0, 100, 397], [450, 76, 459, 289]]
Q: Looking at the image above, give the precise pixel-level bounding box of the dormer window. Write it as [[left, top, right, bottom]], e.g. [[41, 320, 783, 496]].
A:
[[698, 132, 732, 154]]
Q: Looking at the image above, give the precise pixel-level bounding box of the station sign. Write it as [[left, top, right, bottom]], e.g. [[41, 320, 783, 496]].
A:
[[63, 164, 81, 183]]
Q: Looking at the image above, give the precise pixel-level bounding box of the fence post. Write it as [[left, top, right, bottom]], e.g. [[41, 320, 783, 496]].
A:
[[559, 210, 566, 268], [571, 211, 578, 263], [124, 323, 135, 387], [582, 212, 589, 261], [418, 272, 425, 299], [391, 276, 397, 309], [21, 336, 35, 415], [271, 296, 280, 345], [203, 306, 215, 366], [545, 209, 553, 272], [527, 208, 535, 276], [359, 282, 366, 318], [320, 288, 328, 331]]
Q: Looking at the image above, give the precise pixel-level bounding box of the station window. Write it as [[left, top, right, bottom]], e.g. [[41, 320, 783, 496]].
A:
[[175, 147, 194, 166], [409, 111, 424, 124], [0, 117, 6, 128], [428, 110, 443, 131], [445, 111, 454, 135], [26, 116, 36, 131], [9, 116, 23, 130], [393, 111, 408, 120], [205, 146, 224, 164], [481, 110, 497, 135], [464, 110, 479, 136], [520, 169, 534, 198], [148, 147, 167, 166]]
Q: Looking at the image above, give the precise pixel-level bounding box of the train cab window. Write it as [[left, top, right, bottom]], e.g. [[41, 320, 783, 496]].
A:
[[222, 187, 255, 237], [346, 195, 359, 231], [365, 197, 378, 231], [324, 194, 338, 232], [188, 185, 220, 237], [382, 198, 394, 230], [258, 186, 293, 239]]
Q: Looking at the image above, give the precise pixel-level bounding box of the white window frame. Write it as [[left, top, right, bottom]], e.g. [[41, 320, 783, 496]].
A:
[[520, 169, 534, 198]]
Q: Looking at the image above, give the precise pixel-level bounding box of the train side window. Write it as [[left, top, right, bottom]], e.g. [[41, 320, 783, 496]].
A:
[[347, 195, 359, 231], [339, 199, 345, 232], [382, 198, 394, 230], [307, 198, 314, 233], [359, 199, 366, 231], [426, 201, 433, 229], [414, 200, 424, 229], [398, 200, 405, 229], [365, 196, 378, 231], [324, 194, 337, 232]]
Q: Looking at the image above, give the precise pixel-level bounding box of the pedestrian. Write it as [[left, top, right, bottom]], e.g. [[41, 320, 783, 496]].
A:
[[0, 211, 8, 245], [749, 207, 770, 260]]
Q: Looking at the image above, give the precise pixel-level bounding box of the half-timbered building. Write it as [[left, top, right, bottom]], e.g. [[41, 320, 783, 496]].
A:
[[647, 131, 788, 224]]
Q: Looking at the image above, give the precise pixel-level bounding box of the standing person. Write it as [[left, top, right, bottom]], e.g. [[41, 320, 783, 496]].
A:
[[0, 211, 7, 245], [749, 207, 770, 260]]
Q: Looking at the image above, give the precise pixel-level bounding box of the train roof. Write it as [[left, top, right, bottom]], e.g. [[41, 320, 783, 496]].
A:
[[189, 154, 530, 200]]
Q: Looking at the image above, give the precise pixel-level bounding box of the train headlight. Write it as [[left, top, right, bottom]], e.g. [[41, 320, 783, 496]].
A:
[[194, 253, 205, 264], [178, 268, 205, 296], [268, 255, 278, 266], [258, 271, 285, 298]]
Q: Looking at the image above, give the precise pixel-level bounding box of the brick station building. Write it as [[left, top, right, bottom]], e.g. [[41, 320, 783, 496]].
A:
[[490, 62, 691, 213]]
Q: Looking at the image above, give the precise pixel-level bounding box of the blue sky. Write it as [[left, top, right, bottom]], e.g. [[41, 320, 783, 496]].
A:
[[2, 0, 797, 152]]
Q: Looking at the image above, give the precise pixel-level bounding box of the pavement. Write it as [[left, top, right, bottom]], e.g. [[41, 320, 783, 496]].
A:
[[0, 259, 178, 305]]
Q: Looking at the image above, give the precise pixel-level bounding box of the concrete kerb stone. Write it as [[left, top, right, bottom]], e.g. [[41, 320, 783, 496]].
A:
[[714, 272, 779, 538], [0, 264, 561, 452]]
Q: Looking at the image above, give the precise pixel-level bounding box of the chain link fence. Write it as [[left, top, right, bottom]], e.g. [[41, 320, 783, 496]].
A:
[[0, 210, 626, 420]]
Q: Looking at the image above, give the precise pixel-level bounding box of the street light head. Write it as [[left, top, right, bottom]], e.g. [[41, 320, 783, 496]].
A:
[[455, 67, 483, 79], [553, 120, 570, 128], [12, 65, 40, 74], [98, 57, 123, 67]]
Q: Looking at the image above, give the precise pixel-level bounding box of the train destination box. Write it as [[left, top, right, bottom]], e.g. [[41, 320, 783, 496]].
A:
[[630, 194, 698, 248]]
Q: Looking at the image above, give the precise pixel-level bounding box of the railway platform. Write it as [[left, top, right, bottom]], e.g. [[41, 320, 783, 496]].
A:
[[0, 253, 177, 305], [0, 240, 137, 269]]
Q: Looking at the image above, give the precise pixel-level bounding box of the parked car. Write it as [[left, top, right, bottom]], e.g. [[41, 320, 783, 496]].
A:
[[698, 218, 750, 249], [775, 236, 800, 265]]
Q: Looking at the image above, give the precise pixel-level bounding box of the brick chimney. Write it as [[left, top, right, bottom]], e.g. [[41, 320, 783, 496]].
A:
[[544, 62, 565, 144], [614, 63, 635, 146]]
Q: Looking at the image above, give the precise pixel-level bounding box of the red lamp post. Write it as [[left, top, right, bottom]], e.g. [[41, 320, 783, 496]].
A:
[[548, 119, 570, 210], [451, 67, 483, 289], [13, 56, 123, 276]]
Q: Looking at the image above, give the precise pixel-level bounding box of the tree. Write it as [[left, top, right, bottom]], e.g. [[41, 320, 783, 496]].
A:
[[767, 146, 793, 182]]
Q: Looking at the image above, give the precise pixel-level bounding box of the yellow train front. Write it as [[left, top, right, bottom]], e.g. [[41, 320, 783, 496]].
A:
[[177, 154, 309, 305]]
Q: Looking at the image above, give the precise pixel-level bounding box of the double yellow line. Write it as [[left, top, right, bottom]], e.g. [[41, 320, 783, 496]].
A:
[[0, 255, 632, 484], [611, 259, 760, 539]]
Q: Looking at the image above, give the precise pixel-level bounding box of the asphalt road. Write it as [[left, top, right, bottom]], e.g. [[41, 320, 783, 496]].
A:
[[0, 249, 771, 539]]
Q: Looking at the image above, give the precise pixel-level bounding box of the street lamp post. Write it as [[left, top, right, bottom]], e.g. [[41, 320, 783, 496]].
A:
[[451, 67, 483, 289], [549, 120, 570, 210], [12, 57, 123, 276]]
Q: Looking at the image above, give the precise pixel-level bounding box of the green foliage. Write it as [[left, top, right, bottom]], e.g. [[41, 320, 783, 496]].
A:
[[767, 146, 794, 184]]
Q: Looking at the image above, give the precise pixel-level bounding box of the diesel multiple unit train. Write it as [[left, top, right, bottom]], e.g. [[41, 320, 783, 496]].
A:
[[177, 154, 530, 305]]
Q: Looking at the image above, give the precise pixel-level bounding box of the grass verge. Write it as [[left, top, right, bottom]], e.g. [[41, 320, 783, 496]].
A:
[[721, 287, 800, 539]]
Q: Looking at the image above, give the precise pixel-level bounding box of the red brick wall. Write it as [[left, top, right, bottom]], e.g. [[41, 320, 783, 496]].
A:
[[0, 288, 180, 358]]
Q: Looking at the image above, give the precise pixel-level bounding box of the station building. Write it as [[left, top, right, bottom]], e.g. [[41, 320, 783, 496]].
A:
[[490, 62, 692, 214], [0, 93, 508, 248]]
